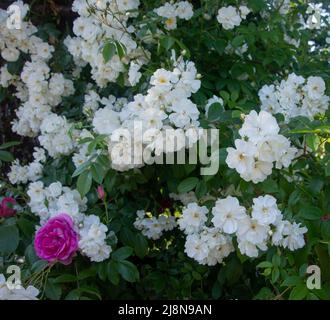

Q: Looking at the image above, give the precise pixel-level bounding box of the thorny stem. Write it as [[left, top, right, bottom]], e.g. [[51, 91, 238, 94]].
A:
[[273, 286, 291, 300]]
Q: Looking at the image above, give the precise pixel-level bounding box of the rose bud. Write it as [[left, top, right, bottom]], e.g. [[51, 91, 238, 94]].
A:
[[0, 197, 17, 218], [97, 185, 106, 200]]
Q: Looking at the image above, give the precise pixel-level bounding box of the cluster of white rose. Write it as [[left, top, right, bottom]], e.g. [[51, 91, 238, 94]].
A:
[[0, 274, 39, 300], [226, 110, 297, 183], [26, 181, 112, 262], [20, 60, 74, 107], [154, 1, 194, 30], [179, 195, 307, 265], [78, 215, 112, 262], [27, 181, 87, 224], [0, 2, 75, 143], [134, 210, 177, 240], [1, 1, 78, 170], [179, 202, 234, 266], [89, 55, 202, 171], [82, 89, 127, 118], [8, 147, 46, 185], [38, 114, 77, 158], [259, 73, 329, 121], [0, 1, 53, 63], [12, 60, 75, 139], [65, 0, 147, 88], [212, 196, 307, 256], [216, 5, 251, 30]]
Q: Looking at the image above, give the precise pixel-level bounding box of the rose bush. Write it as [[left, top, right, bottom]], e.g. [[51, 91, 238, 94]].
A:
[[0, 0, 329, 300]]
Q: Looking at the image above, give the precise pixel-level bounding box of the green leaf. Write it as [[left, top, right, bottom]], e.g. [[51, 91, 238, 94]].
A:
[[97, 263, 107, 281], [91, 163, 105, 184], [306, 135, 319, 152], [308, 177, 324, 195], [0, 150, 14, 162], [103, 41, 117, 63], [108, 260, 120, 285], [65, 289, 81, 300], [87, 140, 98, 154], [77, 268, 98, 280], [25, 245, 38, 265], [256, 261, 273, 269], [298, 206, 323, 220], [281, 276, 303, 287], [160, 36, 175, 51], [177, 177, 199, 193], [192, 271, 202, 280], [232, 35, 245, 48], [212, 282, 222, 299], [115, 41, 127, 59], [72, 157, 94, 178], [219, 90, 230, 101], [231, 91, 239, 102], [254, 287, 274, 300], [0, 141, 20, 149], [0, 225, 19, 254], [225, 256, 243, 284], [134, 233, 148, 259], [207, 102, 223, 121], [117, 260, 139, 283], [195, 180, 207, 199], [325, 163, 330, 177], [272, 255, 281, 267], [77, 171, 92, 197], [247, 0, 266, 11], [17, 218, 35, 237], [120, 227, 136, 247], [219, 148, 228, 165], [31, 260, 48, 273], [263, 268, 272, 276], [259, 179, 279, 193], [111, 246, 133, 261], [45, 279, 62, 300], [212, 39, 226, 54], [289, 285, 308, 300], [288, 190, 301, 206], [321, 221, 330, 241], [7, 57, 24, 75], [77, 286, 101, 300], [54, 274, 77, 283], [325, 142, 330, 153], [271, 267, 280, 283]]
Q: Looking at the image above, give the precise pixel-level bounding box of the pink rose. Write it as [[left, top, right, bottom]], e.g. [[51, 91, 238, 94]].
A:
[[34, 213, 79, 265], [0, 197, 17, 218], [97, 185, 105, 200]]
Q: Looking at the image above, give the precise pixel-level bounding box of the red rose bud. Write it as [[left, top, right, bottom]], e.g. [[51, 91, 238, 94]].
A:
[[97, 185, 106, 200], [0, 197, 17, 218]]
